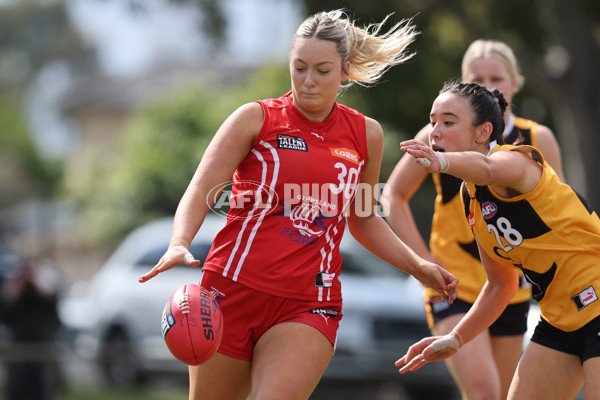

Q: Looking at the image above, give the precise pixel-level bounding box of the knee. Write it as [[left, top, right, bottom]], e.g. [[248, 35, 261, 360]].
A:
[[460, 380, 501, 400]]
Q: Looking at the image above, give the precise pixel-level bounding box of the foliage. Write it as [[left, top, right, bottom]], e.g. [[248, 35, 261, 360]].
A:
[[3, 0, 600, 248], [302, 0, 600, 211], [0, 1, 90, 94], [76, 64, 291, 247], [0, 96, 58, 210]]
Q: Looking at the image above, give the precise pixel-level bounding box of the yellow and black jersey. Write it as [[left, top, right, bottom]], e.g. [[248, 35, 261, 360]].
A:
[[462, 145, 600, 331], [426, 117, 537, 303], [504, 115, 538, 147], [429, 173, 488, 302]]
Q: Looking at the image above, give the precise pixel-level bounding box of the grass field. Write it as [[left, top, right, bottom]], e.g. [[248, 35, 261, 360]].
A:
[[60, 386, 188, 400]]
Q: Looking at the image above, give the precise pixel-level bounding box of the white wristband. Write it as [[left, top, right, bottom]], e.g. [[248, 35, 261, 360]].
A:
[[434, 152, 449, 173]]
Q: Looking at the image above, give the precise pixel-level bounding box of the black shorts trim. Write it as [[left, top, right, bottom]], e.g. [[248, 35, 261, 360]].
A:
[[530, 315, 600, 363], [427, 298, 529, 336]]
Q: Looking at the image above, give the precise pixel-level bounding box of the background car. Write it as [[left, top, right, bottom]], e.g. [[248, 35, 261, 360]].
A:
[[59, 214, 460, 398]]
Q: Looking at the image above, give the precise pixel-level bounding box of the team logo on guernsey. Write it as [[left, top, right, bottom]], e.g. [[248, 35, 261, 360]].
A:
[[571, 285, 598, 311], [481, 201, 498, 220], [329, 147, 360, 165], [289, 203, 325, 237], [277, 134, 307, 151]]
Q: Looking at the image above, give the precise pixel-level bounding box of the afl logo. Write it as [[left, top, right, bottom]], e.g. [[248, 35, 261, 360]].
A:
[[481, 201, 497, 220]]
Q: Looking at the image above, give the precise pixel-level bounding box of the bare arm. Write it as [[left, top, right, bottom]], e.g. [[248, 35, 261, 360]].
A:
[[382, 125, 438, 263], [400, 140, 542, 197], [451, 244, 519, 344], [170, 102, 263, 245], [139, 102, 264, 282], [535, 124, 565, 182], [346, 118, 458, 300], [395, 243, 518, 373]]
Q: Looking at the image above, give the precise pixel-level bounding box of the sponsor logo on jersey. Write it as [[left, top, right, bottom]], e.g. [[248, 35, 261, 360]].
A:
[[310, 309, 340, 317], [571, 285, 598, 311], [277, 134, 308, 151], [329, 147, 360, 165], [310, 131, 326, 141], [481, 201, 498, 220], [315, 271, 335, 288], [467, 212, 475, 228]]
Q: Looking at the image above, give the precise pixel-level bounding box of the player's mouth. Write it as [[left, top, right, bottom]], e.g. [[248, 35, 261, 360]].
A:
[[432, 145, 445, 152], [302, 91, 319, 98]]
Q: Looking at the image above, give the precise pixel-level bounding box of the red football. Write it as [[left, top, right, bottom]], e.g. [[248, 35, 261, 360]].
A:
[[161, 284, 223, 365]]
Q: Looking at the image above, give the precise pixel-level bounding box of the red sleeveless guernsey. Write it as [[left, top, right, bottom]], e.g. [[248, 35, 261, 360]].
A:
[[203, 91, 369, 302]]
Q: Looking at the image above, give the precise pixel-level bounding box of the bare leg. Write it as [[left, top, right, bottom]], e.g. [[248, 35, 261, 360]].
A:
[[189, 352, 252, 400], [490, 334, 524, 400], [582, 356, 600, 399], [508, 341, 583, 400], [433, 314, 501, 400], [250, 322, 334, 400]]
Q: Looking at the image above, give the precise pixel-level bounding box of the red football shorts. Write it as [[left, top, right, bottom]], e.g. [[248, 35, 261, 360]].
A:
[[200, 270, 343, 360]]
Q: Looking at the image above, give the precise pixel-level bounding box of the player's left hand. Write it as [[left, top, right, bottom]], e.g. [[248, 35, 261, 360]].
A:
[[395, 334, 460, 373]]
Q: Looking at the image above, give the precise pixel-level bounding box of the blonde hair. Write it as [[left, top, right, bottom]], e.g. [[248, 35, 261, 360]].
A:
[[461, 39, 525, 91], [294, 10, 419, 89]]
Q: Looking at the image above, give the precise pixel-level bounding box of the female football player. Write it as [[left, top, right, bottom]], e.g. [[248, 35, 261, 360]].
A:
[[139, 9, 457, 400], [396, 81, 600, 400]]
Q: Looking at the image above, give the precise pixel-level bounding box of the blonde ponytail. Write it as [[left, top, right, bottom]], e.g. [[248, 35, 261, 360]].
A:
[[345, 14, 418, 87]]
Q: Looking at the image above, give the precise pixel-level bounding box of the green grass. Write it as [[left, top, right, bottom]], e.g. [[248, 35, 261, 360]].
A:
[[60, 386, 188, 400]]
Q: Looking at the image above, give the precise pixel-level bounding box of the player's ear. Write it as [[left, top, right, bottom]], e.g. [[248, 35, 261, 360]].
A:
[[341, 61, 350, 83], [475, 122, 493, 145]]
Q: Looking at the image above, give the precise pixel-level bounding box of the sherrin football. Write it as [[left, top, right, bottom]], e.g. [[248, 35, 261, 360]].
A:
[[161, 284, 223, 365]]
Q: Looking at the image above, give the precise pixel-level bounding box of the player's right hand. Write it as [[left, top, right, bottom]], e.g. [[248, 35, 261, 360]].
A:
[[138, 245, 200, 283]]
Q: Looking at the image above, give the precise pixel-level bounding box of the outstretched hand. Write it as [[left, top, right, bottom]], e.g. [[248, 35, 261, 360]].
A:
[[400, 140, 445, 173], [138, 245, 201, 283], [395, 333, 460, 373]]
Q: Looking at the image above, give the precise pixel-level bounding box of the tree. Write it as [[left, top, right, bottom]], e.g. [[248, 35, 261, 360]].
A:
[[0, 0, 91, 242], [0, 96, 58, 210], [74, 65, 291, 246], [0, 1, 90, 95], [302, 0, 600, 210]]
